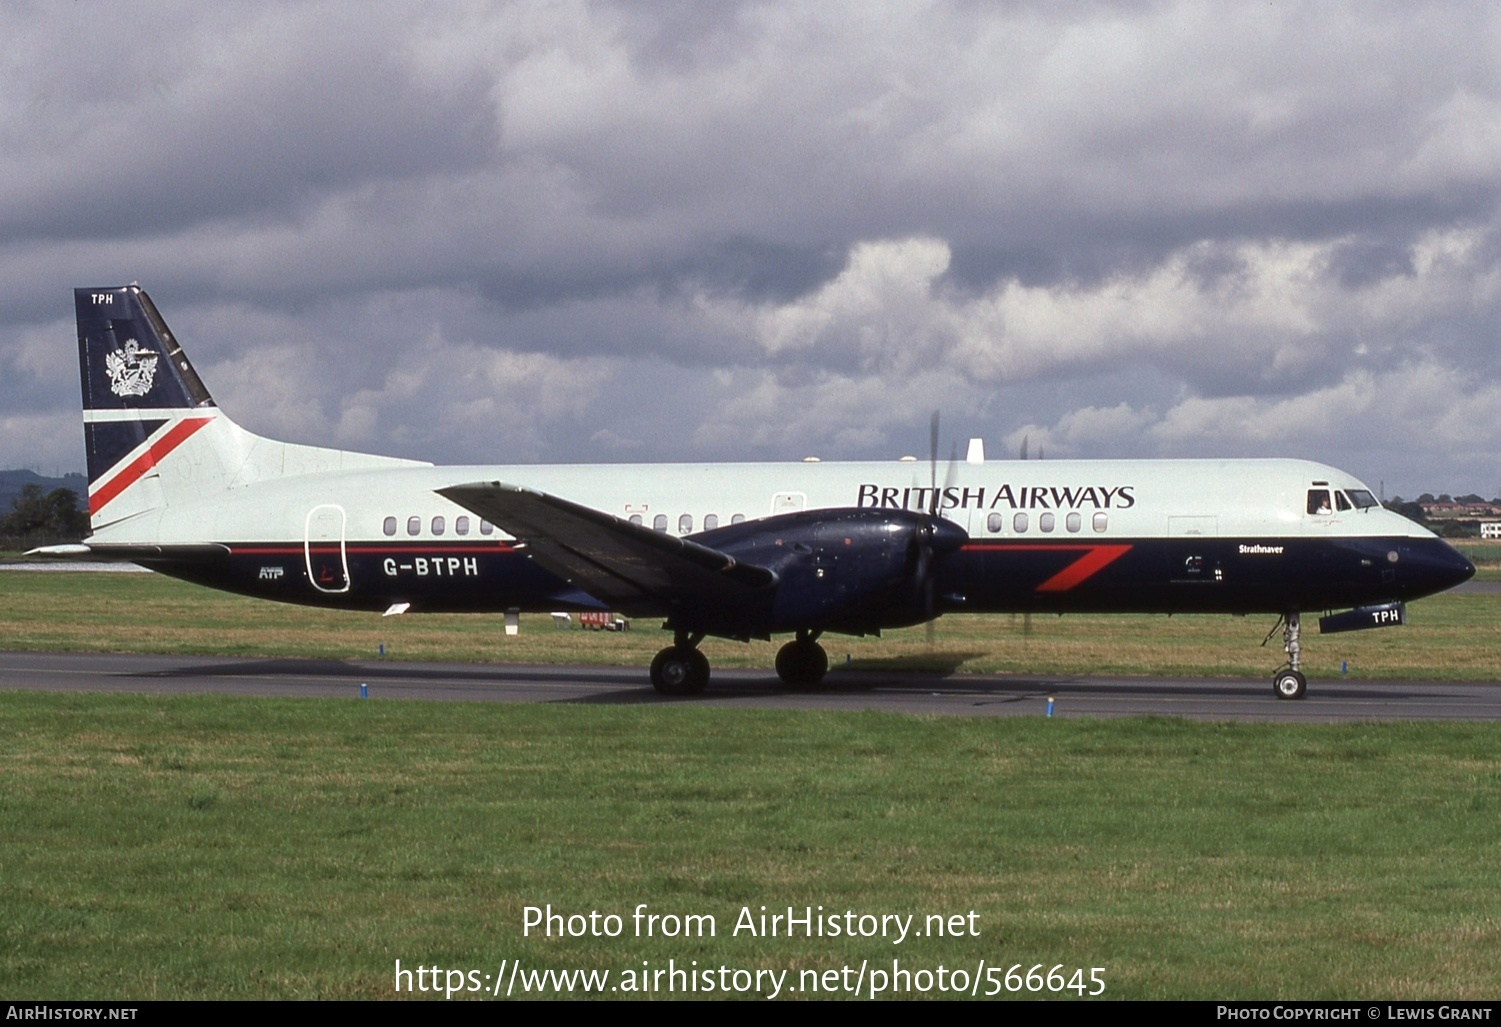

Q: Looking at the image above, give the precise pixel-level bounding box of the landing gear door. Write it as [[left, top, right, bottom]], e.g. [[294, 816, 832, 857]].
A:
[[305, 504, 350, 594]]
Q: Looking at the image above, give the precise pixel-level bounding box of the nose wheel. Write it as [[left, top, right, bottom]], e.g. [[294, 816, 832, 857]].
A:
[[1273, 669, 1307, 700], [1271, 611, 1307, 700]]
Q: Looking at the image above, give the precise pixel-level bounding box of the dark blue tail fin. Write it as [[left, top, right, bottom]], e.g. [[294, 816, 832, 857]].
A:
[[75, 285, 233, 525], [76, 285, 214, 415], [76, 285, 221, 494]]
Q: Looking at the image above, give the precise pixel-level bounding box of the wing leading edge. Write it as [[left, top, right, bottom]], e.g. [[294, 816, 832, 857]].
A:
[[437, 482, 777, 618]]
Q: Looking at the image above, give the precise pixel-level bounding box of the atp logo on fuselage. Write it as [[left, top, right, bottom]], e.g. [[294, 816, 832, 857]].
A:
[[104, 339, 159, 398]]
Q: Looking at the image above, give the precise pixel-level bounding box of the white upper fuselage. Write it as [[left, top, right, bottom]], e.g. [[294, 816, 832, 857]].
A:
[[95, 442, 1432, 548]]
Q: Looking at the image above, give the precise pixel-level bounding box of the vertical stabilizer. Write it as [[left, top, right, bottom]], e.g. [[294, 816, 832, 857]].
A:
[[77, 286, 214, 415], [75, 284, 431, 537], [75, 286, 240, 529]]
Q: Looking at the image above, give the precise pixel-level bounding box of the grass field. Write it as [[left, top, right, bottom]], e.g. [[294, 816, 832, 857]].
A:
[[4, 692, 1501, 1000], [2, 568, 1498, 1000]]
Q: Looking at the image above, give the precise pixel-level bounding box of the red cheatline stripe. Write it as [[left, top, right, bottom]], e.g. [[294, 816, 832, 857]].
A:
[[238, 545, 515, 555], [963, 542, 1133, 592], [88, 416, 214, 516]]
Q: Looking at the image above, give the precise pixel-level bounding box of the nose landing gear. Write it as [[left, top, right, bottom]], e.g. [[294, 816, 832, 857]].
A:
[[1271, 612, 1307, 700]]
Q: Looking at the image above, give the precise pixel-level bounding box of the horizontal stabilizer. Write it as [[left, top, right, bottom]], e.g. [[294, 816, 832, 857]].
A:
[[26, 542, 231, 563], [438, 481, 776, 616]]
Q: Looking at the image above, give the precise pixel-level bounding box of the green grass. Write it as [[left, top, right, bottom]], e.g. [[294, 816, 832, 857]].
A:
[[3, 692, 1501, 1000], [3, 571, 1498, 999], [1, 571, 1495, 681], [1451, 541, 1501, 570]]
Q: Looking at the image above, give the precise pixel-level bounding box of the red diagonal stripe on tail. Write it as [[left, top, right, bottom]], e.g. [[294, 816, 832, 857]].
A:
[[88, 415, 214, 516]]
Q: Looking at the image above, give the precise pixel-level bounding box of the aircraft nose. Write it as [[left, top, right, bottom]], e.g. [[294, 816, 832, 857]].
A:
[[1400, 539, 1475, 599]]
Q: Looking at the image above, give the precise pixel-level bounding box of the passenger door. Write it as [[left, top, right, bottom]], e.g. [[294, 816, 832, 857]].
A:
[[304, 504, 350, 593]]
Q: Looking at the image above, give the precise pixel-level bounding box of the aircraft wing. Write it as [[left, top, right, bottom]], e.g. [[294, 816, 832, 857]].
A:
[[437, 482, 777, 617]]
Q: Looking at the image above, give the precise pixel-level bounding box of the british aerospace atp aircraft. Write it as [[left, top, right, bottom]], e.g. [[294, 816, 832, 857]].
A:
[[35, 285, 1475, 699]]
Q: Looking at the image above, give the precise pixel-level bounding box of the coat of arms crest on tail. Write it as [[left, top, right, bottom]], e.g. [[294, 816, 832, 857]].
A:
[[104, 339, 158, 397]]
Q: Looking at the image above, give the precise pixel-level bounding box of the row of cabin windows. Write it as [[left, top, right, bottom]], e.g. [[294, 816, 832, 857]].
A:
[[383, 510, 1106, 538], [382, 515, 495, 537], [986, 510, 1109, 534], [629, 511, 1105, 536], [381, 512, 752, 538], [630, 513, 748, 533]]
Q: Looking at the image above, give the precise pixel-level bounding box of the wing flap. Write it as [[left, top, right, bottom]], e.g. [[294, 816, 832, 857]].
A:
[[437, 482, 776, 615]]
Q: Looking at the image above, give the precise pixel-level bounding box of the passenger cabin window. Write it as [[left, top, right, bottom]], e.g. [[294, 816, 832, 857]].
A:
[[1093, 512, 1108, 533], [1066, 512, 1082, 533], [432, 516, 445, 536], [678, 514, 692, 533], [480, 520, 493, 535], [987, 512, 1004, 533], [383, 516, 397, 536], [407, 516, 421, 536], [1013, 512, 1028, 533], [653, 514, 668, 532], [731, 514, 746, 525], [704, 514, 719, 531], [629, 514, 643, 526], [1307, 489, 1332, 515], [455, 516, 470, 535], [1039, 512, 1056, 533]]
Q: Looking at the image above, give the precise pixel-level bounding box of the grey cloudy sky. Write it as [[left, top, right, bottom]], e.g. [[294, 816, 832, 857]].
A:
[[4, 1, 1499, 497]]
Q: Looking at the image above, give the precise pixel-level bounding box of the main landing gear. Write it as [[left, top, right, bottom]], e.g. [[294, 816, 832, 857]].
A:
[[650, 629, 833, 695], [1272, 611, 1307, 701], [650, 629, 709, 696], [775, 630, 828, 688]]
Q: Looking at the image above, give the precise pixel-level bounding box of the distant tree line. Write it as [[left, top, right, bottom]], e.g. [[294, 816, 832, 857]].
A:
[[0, 484, 89, 548], [1414, 493, 1497, 504], [1383, 498, 1429, 526]]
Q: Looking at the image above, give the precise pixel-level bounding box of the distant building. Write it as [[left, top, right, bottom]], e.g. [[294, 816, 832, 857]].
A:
[[1420, 501, 1501, 520], [1482, 522, 1501, 540]]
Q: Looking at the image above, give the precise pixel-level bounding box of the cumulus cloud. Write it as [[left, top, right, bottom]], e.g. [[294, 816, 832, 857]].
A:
[[3, 1, 1500, 495]]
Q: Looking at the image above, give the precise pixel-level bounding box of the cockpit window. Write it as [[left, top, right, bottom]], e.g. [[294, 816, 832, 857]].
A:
[[1346, 489, 1379, 510], [1307, 489, 1332, 515], [1335, 491, 1351, 512]]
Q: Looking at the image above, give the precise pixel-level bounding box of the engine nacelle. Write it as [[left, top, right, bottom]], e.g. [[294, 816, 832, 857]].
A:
[[698, 507, 967, 634]]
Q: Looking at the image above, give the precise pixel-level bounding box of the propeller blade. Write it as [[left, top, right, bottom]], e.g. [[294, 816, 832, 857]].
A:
[[929, 410, 940, 513]]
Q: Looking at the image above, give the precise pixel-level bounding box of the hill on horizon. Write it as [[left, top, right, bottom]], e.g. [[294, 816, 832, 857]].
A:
[[0, 469, 87, 512]]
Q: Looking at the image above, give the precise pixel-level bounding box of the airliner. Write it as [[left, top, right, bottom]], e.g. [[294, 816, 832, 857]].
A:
[[36, 285, 1475, 699]]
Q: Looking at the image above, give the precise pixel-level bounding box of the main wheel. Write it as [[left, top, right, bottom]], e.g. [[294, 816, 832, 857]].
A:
[[1272, 669, 1307, 701], [650, 646, 708, 696], [775, 639, 829, 688], [689, 648, 710, 687]]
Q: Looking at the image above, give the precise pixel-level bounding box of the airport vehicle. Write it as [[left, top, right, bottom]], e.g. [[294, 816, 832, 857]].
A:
[[38, 285, 1475, 699]]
